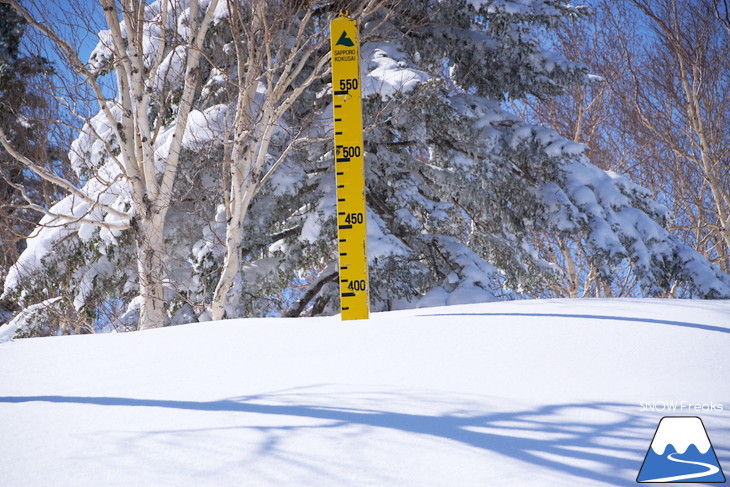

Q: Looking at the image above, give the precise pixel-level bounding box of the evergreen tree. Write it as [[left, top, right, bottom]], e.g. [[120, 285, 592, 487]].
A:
[[0, 3, 68, 327]]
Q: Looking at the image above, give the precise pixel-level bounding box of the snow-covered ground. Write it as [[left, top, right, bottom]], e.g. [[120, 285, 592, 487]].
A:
[[1, 298, 729, 486]]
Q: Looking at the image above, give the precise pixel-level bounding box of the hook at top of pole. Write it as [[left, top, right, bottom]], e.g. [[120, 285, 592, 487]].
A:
[[339, 9, 350, 18]]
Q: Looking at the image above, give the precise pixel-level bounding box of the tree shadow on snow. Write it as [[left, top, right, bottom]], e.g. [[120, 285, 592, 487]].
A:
[[0, 391, 704, 485], [418, 311, 730, 335]]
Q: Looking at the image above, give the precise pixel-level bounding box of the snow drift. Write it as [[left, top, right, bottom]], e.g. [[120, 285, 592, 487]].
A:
[[1, 298, 729, 486]]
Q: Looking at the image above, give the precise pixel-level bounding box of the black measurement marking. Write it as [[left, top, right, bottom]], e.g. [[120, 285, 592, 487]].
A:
[[336, 172, 344, 175], [341, 279, 348, 283], [339, 224, 353, 230], [338, 212, 345, 215], [335, 131, 343, 135], [336, 157, 350, 163], [335, 118, 342, 122], [334, 90, 348, 96], [342, 307, 350, 311], [335, 104, 342, 108], [340, 252, 347, 256], [338, 198, 346, 202], [339, 239, 346, 242], [341, 292, 356, 298], [337, 184, 345, 188]]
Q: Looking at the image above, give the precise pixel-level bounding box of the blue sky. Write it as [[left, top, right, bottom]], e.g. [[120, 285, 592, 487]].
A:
[[19, 0, 115, 119]]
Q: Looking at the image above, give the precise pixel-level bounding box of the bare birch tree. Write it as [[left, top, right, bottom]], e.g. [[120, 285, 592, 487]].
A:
[[606, 0, 730, 271], [209, 0, 393, 319], [522, 0, 730, 298], [0, 0, 219, 329]]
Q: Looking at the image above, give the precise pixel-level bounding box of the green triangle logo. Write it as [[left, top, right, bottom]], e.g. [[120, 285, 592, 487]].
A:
[[336, 30, 355, 47]]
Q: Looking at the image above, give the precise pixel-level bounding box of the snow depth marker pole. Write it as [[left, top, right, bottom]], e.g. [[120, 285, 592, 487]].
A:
[[330, 12, 370, 321]]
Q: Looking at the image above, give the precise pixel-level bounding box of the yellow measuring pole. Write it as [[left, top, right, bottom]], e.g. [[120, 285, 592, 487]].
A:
[[330, 13, 369, 320]]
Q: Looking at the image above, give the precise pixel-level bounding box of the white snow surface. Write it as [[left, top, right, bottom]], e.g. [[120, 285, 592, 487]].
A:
[[1, 298, 729, 486]]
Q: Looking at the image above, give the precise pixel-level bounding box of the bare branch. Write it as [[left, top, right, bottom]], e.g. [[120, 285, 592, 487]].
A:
[[6, 0, 144, 189], [0, 128, 131, 223]]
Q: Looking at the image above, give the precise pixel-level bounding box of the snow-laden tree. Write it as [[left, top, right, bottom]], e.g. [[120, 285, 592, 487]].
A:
[[1, 0, 220, 333], [2, 0, 729, 338], [235, 0, 730, 314]]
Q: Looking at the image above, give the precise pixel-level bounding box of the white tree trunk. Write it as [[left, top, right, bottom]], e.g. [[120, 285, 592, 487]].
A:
[[137, 213, 167, 330], [210, 143, 260, 320]]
